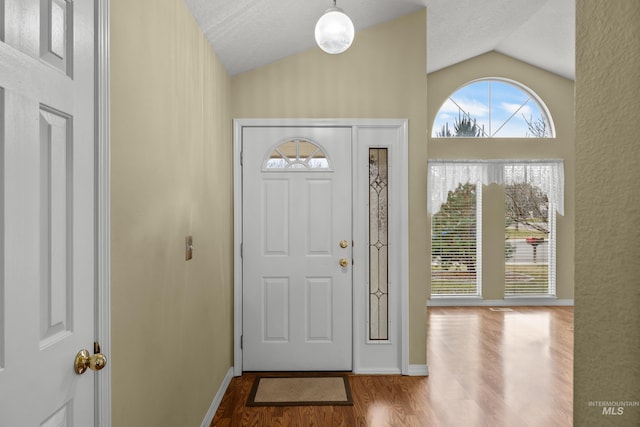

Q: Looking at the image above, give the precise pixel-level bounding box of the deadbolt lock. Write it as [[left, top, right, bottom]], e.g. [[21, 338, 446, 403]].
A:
[[339, 258, 349, 267]]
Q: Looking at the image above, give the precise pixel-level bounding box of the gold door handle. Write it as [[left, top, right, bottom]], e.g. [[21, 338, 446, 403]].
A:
[[339, 240, 349, 249], [339, 258, 349, 267], [74, 342, 107, 374]]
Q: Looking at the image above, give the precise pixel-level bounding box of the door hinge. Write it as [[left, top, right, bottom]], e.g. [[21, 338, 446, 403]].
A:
[[240, 242, 243, 258], [240, 151, 243, 166], [240, 335, 243, 349]]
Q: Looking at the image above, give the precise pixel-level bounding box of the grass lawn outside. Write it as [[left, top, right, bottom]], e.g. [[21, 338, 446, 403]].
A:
[[432, 264, 550, 296]]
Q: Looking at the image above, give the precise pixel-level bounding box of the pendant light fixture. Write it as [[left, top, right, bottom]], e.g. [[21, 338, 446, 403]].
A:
[[315, 0, 354, 54]]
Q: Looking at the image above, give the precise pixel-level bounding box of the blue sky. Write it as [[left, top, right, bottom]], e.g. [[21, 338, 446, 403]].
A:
[[432, 80, 551, 138]]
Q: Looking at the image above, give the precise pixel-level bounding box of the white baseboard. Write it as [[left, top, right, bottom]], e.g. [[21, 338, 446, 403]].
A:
[[408, 364, 429, 376], [201, 367, 234, 427], [353, 367, 402, 375], [428, 297, 574, 307], [353, 365, 428, 376]]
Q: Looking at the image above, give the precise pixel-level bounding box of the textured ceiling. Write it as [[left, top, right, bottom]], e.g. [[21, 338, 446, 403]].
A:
[[184, 0, 575, 80]]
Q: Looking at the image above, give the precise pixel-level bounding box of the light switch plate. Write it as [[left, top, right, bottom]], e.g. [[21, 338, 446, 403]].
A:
[[185, 236, 193, 260]]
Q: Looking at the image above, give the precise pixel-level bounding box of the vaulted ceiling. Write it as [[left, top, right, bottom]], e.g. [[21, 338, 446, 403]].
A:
[[184, 0, 575, 80]]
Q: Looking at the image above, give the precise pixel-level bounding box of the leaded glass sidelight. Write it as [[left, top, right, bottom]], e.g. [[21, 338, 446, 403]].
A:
[[263, 138, 331, 170], [369, 148, 389, 340]]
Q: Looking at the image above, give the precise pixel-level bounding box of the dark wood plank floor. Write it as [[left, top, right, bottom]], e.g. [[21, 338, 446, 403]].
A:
[[212, 306, 573, 426]]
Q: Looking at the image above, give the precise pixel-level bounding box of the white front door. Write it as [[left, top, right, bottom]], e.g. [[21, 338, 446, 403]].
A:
[[242, 127, 352, 371], [0, 0, 98, 425]]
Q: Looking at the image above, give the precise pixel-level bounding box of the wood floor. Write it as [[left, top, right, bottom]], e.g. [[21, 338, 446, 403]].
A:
[[212, 306, 573, 426]]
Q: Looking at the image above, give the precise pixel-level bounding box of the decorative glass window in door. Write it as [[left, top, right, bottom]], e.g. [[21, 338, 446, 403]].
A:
[[263, 138, 331, 170], [369, 148, 389, 340]]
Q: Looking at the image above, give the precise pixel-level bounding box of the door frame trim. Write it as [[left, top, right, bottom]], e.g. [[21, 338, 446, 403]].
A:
[[96, 1, 111, 425], [233, 119, 409, 376]]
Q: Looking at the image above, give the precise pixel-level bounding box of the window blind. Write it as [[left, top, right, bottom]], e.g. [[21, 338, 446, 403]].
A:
[[505, 190, 557, 296], [431, 183, 482, 296]]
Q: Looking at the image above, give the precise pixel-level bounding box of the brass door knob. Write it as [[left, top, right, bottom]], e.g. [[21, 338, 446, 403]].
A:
[[74, 342, 107, 374], [339, 240, 349, 248], [339, 258, 349, 267]]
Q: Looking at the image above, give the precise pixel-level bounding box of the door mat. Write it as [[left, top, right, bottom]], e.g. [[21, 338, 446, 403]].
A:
[[246, 374, 353, 407]]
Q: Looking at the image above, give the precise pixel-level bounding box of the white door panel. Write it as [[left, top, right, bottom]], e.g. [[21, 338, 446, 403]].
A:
[[242, 127, 352, 371], [0, 0, 96, 425]]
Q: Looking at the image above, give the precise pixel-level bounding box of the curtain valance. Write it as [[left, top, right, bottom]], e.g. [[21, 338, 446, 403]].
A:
[[428, 160, 564, 215]]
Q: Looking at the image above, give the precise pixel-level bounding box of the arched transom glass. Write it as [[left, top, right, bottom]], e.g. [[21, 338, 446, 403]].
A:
[[263, 138, 331, 171], [432, 79, 555, 138]]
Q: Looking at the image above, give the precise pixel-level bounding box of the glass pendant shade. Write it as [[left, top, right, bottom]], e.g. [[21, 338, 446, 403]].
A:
[[315, 6, 354, 54]]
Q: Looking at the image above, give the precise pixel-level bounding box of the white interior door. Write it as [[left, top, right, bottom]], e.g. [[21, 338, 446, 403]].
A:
[[0, 0, 97, 425], [242, 127, 352, 371]]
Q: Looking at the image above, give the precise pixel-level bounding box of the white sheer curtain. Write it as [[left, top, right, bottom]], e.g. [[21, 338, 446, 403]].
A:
[[428, 160, 564, 215]]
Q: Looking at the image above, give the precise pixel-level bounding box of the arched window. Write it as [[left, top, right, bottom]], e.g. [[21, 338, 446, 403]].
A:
[[432, 79, 555, 138], [262, 138, 331, 171]]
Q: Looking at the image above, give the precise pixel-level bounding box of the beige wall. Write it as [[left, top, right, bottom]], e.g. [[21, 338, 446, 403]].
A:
[[575, 1, 640, 425], [232, 10, 429, 366], [110, 0, 232, 425], [427, 52, 575, 300]]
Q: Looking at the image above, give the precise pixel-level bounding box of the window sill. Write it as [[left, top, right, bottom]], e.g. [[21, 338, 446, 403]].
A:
[[428, 296, 574, 307]]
